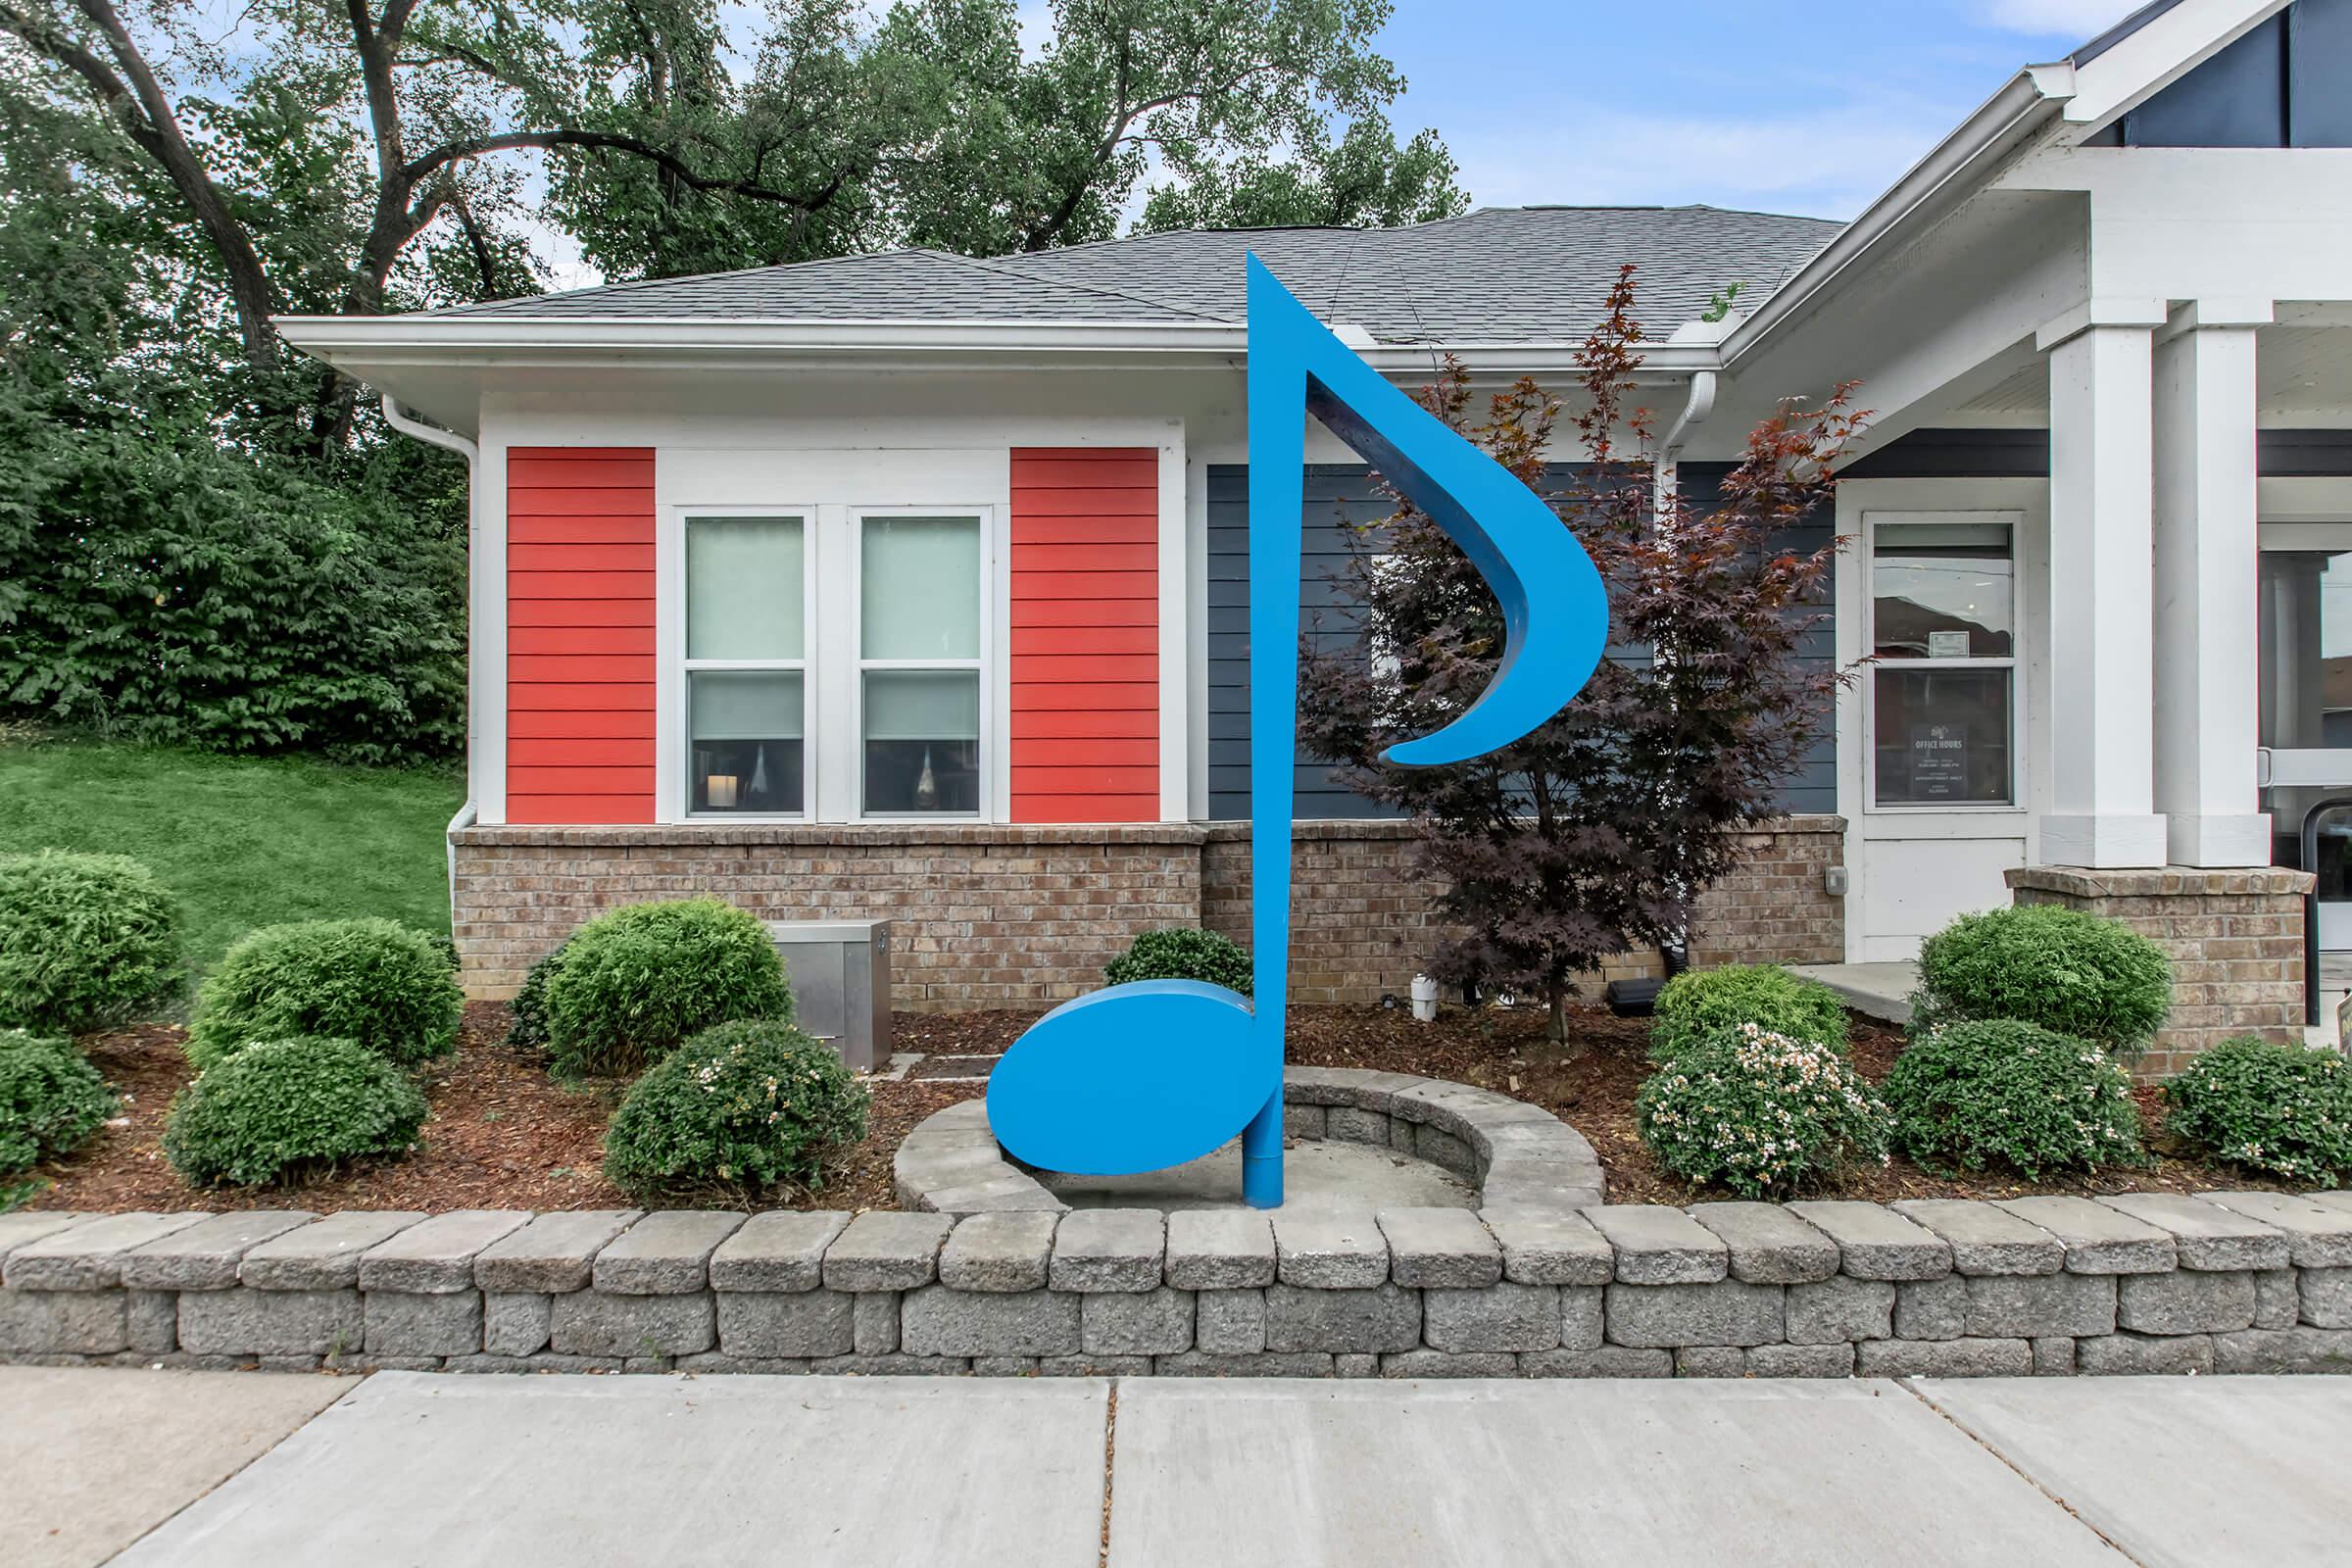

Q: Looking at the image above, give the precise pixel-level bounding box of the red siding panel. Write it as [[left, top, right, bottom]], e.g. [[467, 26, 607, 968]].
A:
[[506, 446, 656, 824], [1009, 448, 1158, 824]]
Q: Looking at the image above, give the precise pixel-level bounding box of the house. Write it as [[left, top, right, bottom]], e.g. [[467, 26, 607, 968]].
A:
[[281, 0, 2352, 1067]]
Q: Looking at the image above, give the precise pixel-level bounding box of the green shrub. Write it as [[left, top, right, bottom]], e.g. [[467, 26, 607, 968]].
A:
[[603, 1019, 868, 1198], [1104, 928, 1253, 996], [1648, 963, 1847, 1060], [0, 1028, 116, 1176], [2163, 1036, 2352, 1186], [1884, 1018, 2145, 1179], [0, 851, 184, 1034], [1913, 905, 2172, 1052], [162, 1036, 428, 1187], [504, 940, 569, 1053], [545, 900, 789, 1077], [1635, 1023, 1890, 1198], [187, 918, 463, 1071]]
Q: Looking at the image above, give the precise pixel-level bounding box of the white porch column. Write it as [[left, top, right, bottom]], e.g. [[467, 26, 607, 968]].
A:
[[2154, 299, 2273, 867], [2038, 302, 2169, 868]]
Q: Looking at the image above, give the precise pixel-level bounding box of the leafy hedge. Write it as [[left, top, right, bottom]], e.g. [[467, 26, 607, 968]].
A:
[[505, 941, 568, 1053], [2164, 1036, 2352, 1186], [0, 394, 465, 764], [188, 918, 463, 1071], [1884, 1018, 2144, 1179], [604, 1018, 869, 1198], [1648, 963, 1847, 1059], [545, 900, 790, 1077], [1104, 928, 1253, 996], [0, 850, 183, 1034], [1635, 1023, 1889, 1198], [0, 1028, 115, 1176], [1913, 905, 2172, 1052], [163, 1036, 427, 1187]]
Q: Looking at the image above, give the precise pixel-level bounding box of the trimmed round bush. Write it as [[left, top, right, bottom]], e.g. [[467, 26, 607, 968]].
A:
[[545, 900, 790, 1077], [162, 1036, 428, 1187], [504, 940, 569, 1053], [1635, 1023, 1890, 1198], [187, 918, 463, 1071], [1884, 1018, 2145, 1179], [1648, 963, 1848, 1060], [1913, 905, 2172, 1052], [0, 1028, 116, 1177], [603, 1018, 869, 1198], [2163, 1035, 2352, 1186], [1104, 928, 1253, 996], [0, 851, 184, 1035]]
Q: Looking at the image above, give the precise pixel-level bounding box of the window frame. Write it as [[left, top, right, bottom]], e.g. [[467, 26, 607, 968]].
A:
[[849, 506, 993, 822], [676, 506, 818, 822], [1862, 514, 2023, 813]]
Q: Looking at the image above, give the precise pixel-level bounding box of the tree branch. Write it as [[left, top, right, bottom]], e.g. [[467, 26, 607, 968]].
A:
[[402, 127, 842, 211]]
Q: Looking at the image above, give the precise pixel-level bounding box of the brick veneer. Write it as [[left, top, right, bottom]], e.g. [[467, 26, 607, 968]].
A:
[[1688, 815, 1847, 967], [2006, 865, 2314, 1077], [451, 815, 1848, 1009]]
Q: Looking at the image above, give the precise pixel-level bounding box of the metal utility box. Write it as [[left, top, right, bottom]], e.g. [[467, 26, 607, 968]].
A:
[[765, 918, 893, 1073]]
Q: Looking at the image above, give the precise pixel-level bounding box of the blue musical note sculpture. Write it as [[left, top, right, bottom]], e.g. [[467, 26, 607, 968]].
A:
[[986, 255, 1609, 1207]]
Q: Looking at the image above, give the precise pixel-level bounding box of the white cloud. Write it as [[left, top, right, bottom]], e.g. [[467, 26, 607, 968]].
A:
[[1981, 0, 2145, 36], [1449, 98, 1966, 222]]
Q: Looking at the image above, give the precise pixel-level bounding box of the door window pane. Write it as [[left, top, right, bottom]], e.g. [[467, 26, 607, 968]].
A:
[[690, 670, 803, 813], [1873, 523, 2012, 659], [863, 670, 979, 813], [688, 516, 805, 660], [1874, 668, 2012, 806], [862, 516, 980, 659]]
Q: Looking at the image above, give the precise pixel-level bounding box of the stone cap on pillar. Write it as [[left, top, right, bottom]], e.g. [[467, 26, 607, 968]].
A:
[[2004, 865, 2314, 898]]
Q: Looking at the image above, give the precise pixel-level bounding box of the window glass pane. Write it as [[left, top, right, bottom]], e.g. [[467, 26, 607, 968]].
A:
[[1874, 667, 2012, 806], [862, 515, 980, 659], [863, 670, 980, 813], [690, 670, 803, 813], [1873, 523, 2012, 659], [687, 516, 804, 660]]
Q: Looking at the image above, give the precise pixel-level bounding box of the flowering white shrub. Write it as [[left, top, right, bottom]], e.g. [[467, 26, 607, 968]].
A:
[[1635, 1023, 1891, 1199], [2162, 1036, 2352, 1186]]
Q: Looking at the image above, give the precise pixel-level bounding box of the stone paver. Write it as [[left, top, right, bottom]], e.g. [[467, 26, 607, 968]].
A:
[[2193, 1193, 2352, 1268], [359, 1211, 529, 1294], [4, 1213, 211, 1291], [1163, 1210, 1276, 1290], [2095, 1194, 2288, 1272], [1107, 1380, 2123, 1567], [1686, 1202, 1838, 1284], [1377, 1208, 1500, 1288], [1920, 1377, 2352, 1567], [1993, 1197, 2175, 1274], [709, 1211, 852, 1292], [0, 1367, 352, 1568], [1889, 1200, 2064, 1276], [1269, 1210, 1387, 1289], [1581, 1205, 1726, 1285], [473, 1211, 643, 1294], [593, 1211, 746, 1294], [119, 1213, 317, 1292], [1786, 1201, 1951, 1280], [940, 1212, 1059, 1293], [1480, 1207, 1613, 1285], [1050, 1210, 1165, 1292], [822, 1212, 953, 1292], [112, 1373, 1109, 1568], [238, 1212, 425, 1290]]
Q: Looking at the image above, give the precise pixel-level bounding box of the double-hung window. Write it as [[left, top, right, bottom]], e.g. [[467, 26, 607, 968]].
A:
[[1868, 518, 2017, 808], [858, 514, 984, 816], [684, 514, 808, 816]]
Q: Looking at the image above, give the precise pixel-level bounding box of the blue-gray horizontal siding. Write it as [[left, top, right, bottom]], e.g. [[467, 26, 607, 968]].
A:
[[1845, 427, 2352, 479], [1204, 462, 1836, 819]]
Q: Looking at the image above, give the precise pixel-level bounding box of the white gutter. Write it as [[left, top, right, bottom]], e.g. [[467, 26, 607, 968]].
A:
[[382, 393, 482, 933], [1720, 65, 2074, 368]]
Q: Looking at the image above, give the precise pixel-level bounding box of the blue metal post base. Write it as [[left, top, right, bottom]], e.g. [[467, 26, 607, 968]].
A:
[[1242, 1091, 1284, 1208]]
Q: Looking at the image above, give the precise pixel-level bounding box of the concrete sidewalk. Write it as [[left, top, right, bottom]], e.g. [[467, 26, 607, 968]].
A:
[[8, 1368, 2348, 1566]]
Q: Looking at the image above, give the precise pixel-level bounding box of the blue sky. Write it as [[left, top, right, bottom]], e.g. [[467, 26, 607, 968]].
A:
[[1370, 0, 2146, 219]]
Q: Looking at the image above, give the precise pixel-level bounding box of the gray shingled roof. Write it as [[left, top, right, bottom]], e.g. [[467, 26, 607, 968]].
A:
[[429, 205, 1844, 344]]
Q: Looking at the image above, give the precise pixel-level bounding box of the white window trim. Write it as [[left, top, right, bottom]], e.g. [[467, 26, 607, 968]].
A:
[[1861, 511, 2027, 815], [670, 506, 819, 822], [847, 505, 996, 823]]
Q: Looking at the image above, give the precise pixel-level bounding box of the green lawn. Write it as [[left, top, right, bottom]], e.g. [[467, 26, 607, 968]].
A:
[[0, 737, 464, 971]]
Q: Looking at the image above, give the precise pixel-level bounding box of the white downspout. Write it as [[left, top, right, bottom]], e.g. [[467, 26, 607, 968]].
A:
[[381, 395, 481, 935]]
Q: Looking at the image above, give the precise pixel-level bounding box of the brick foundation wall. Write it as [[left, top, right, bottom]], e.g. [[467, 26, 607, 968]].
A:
[[452, 824, 1204, 1009], [1687, 815, 1847, 968], [452, 816, 1847, 1010], [2006, 865, 2314, 1078]]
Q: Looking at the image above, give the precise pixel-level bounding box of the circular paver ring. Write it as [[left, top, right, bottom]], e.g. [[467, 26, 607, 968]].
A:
[[893, 1064, 1605, 1214]]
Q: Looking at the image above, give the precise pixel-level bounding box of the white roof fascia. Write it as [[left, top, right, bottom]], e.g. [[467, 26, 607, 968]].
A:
[[2061, 0, 2294, 128], [1718, 68, 2070, 370]]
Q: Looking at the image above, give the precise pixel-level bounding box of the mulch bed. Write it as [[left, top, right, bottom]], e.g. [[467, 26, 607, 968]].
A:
[[22, 999, 2295, 1216]]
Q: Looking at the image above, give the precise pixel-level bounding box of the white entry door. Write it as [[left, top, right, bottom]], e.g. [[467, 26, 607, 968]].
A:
[[1844, 509, 2034, 961]]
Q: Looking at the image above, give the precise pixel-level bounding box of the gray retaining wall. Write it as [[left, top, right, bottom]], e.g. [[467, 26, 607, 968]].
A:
[[8, 1190, 2352, 1378]]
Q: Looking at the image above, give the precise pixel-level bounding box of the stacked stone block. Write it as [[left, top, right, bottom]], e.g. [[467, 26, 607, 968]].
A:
[[10, 1192, 2352, 1378]]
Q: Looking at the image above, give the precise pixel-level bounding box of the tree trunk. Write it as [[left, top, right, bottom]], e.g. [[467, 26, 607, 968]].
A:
[[1544, 984, 1586, 1059]]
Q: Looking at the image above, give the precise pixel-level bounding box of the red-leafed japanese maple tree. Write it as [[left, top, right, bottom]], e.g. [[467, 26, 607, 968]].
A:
[[1298, 265, 1863, 1048]]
